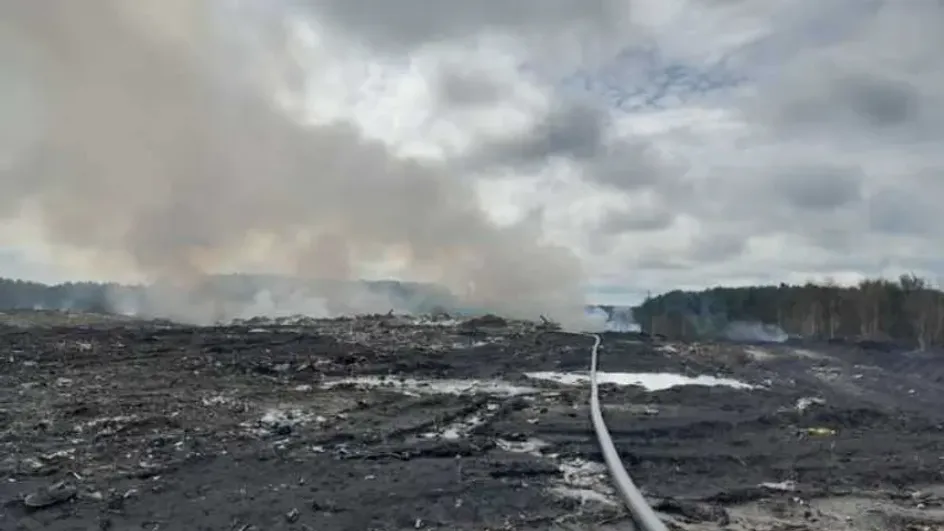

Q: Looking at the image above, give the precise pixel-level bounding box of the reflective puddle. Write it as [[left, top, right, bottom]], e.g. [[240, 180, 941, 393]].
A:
[[525, 371, 754, 391]]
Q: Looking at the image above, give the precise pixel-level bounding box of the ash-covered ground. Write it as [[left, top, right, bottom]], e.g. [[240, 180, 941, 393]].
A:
[[3, 311, 944, 530]]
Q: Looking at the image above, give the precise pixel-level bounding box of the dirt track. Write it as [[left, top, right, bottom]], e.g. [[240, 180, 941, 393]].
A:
[[2, 312, 944, 530]]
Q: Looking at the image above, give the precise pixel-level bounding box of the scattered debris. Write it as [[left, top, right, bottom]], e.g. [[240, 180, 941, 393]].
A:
[[802, 427, 838, 437], [796, 397, 827, 412], [654, 498, 730, 524], [760, 481, 797, 492], [461, 314, 508, 328], [549, 458, 618, 506], [23, 481, 77, 509], [321, 376, 539, 396]]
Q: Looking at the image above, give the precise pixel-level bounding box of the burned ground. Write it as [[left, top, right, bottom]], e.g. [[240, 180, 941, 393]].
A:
[[2, 312, 944, 530]]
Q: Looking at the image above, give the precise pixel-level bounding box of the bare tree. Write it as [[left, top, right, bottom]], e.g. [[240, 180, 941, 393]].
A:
[[900, 273, 935, 350]]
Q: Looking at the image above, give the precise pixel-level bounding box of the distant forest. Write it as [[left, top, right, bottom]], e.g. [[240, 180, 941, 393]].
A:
[[633, 275, 944, 348], [3, 275, 944, 347], [0, 277, 117, 313], [0, 276, 462, 318]]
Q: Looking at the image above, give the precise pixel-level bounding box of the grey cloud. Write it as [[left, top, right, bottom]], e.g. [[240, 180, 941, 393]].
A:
[[867, 188, 936, 236], [468, 97, 678, 196], [767, 70, 921, 132], [772, 166, 864, 211], [668, 162, 870, 266], [633, 253, 690, 270], [696, 164, 862, 231], [703, 0, 944, 274], [476, 100, 610, 165], [589, 141, 674, 192], [295, 0, 627, 50], [842, 75, 919, 128], [744, 2, 944, 143], [0, 1, 588, 325], [435, 70, 504, 107], [687, 232, 747, 263], [799, 226, 859, 253], [597, 200, 676, 233]]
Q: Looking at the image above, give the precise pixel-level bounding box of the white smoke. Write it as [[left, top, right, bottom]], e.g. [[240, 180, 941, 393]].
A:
[[723, 321, 788, 343], [583, 306, 640, 333]]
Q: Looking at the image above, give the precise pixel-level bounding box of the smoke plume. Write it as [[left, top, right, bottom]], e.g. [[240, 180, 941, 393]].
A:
[[0, 1, 587, 326], [722, 321, 788, 344]]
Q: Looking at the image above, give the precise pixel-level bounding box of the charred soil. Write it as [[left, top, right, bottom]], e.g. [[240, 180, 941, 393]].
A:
[[1, 313, 944, 530]]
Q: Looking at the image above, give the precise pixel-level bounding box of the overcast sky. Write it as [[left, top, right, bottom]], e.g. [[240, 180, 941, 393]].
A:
[[2, 0, 943, 305]]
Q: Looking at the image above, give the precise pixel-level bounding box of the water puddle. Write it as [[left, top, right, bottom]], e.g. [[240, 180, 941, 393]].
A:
[[525, 371, 754, 391], [321, 376, 538, 396]]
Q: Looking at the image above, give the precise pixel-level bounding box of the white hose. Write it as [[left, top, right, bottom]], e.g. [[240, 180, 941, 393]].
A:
[[586, 333, 668, 531]]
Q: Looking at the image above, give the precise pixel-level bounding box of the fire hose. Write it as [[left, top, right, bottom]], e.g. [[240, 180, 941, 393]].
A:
[[586, 333, 668, 531]]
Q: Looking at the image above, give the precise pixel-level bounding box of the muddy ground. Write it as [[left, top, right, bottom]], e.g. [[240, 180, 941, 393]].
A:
[[2, 312, 944, 530]]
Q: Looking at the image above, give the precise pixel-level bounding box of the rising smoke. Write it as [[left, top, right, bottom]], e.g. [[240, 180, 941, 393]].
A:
[[722, 321, 788, 343], [0, 1, 590, 326], [584, 305, 639, 332]]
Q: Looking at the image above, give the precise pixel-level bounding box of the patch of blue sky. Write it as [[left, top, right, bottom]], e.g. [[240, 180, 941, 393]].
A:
[[551, 0, 881, 114], [558, 50, 747, 112]]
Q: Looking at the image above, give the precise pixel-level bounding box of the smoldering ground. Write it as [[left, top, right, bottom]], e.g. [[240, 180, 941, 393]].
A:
[[0, 1, 590, 326]]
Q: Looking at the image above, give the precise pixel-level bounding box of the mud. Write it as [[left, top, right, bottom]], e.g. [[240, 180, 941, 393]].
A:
[[1, 313, 944, 530]]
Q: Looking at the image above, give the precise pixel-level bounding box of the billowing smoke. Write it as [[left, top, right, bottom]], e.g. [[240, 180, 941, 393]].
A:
[[583, 307, 610, 331], [606, 306, 639, 332], [584, 306, 640, 333], [0, 1, 589, 326], [722, 321, 788, 343]]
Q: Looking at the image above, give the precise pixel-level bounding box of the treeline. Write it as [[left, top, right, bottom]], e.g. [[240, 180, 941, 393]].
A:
[[0, 275, 633, 321], [632, 275, 944, 348], [0, 278, 116, 312], [0, 276, 470, 317], [12, 275, 941, 346]]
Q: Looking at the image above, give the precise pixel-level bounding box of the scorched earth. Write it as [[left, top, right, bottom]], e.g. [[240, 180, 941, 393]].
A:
[[1, 311, 944, 531]]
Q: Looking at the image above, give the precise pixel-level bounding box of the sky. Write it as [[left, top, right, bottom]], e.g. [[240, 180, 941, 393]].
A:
[[2, 0, 944, 308]]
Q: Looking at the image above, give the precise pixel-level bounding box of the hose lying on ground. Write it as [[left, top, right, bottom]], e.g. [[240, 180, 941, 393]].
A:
[[586, 333, 668, 531]]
